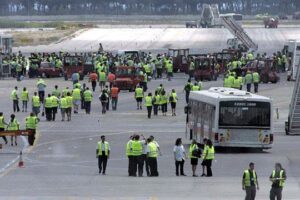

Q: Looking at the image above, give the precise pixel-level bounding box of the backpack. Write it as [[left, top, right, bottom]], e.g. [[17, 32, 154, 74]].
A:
[[169, 95, 174, 102], [192, 148, 202, 158], [100, 93, 107, 101]]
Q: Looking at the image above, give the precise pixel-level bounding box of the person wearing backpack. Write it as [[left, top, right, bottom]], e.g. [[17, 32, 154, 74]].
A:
[[99, 90, 109, 114]]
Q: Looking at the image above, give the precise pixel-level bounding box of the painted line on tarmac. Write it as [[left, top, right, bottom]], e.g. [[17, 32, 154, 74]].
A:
[[0, 130, 41, 178]]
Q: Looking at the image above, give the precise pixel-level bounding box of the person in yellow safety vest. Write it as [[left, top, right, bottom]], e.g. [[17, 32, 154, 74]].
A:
[[247, 52, 254, 61], [202, 139, 214, 177], [189, 59, 195, 78], [232, 76, 241, 89], [189, 139, 199, 177], [32, 92, 41, 117], [60, 95, 68, 121], [166, 60, 173, 81], [269, 163, 287, 200], [277, 56, 282, 72], [129, 135, 143, 177], [96, 135, 110, 175], [282, 54, 287, 72], [21, 87, 29, 112], [44, 94, 53, 121], [143, 63, 151, 77], [153, 91, 161, 116], [7, 114, 19, 146], [169, 89, 178, 116], [51, 94, 59, 121], [63, 87, 70, 97], [83, 87, 93, 114], [99, 70, 106, 91], [126, 135, 134, 176], [52, 85, 61, 98], [160, 90, 168, 116], [72, 86, 81, 114], [228, 73, 235, 88], [141, 72, 148, 92], [238, 76, 243, 90], [232, 60, 238, 70], [0, 112, 8, 144], [242, 162, 260, 200], [55, 58, 63, 68], [146, 137, 159, 176], [191, 83, 200, 91], [135, 85, 144, 110], [25, 112, 39, 146], [11, 86, 20, 113], [245, 71, 253, 92], [223, 75, 231, 88], [145, 93, 153, 119], [66, 92, 73, 121], [252, 71, 260, 93]]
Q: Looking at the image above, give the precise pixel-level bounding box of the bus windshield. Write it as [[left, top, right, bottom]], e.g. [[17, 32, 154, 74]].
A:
[[219, 101, 271, 128]]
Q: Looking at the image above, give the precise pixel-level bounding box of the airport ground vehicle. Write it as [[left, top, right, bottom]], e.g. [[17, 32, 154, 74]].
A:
[[37, 62, 63, 78], [168, 48, 189, 73], [264, 17, 279, 28], [193, 55, 217, 81], [111, 66, 143, 91], [83, 55, 94, 75], [63, 56, 84, 80], [214, 49, 240, 73], [186, 87, 273, 149]]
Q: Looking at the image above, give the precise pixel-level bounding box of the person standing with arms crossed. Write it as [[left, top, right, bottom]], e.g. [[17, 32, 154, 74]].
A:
[[96, 135, 110, 175], [242, 162, 259, 200]]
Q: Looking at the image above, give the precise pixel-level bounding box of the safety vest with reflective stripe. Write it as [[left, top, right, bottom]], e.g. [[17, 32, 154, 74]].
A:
[[126, 140, 133, 156], [169, 92, 177, 103], [131, 140, 143, 156], [145, 96, 152, 107], [44, 97, 53, 108], [147, 142, 158, 158], [243, 170, 257, 187], [11, 90, 18, 100], [98, 141, 109, 156], [32, 96, 40, 107], [153, 95, 160, 105], [21, 90, 29, 101], [26, 116, 38, 129], [203, 145, 215, 160], [271, 170, 285, 187]]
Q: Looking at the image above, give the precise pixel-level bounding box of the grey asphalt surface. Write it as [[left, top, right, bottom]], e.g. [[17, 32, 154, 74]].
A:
[[14, 27, 300, 55], [0, 72, 299, 199]]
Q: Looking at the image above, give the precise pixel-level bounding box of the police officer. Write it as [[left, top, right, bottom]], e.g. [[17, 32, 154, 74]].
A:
[[25, 112, 39, 146], [145, 93, 153, 119], [269, 163, 286, 200], [242, 162, 259, 200], [96, 135, 110, 175]]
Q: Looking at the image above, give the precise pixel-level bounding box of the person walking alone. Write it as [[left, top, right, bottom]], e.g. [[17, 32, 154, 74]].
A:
[[21, 87, 29, 112], [169, 89, 178, 116], [242, 162, 259, 200], [173, 138, 186, 176], [11, 86, 20, 112], [83, 87, 93, 114], [110, 85, 120, 111], [145, 93, 153, 119], [97, 135, 110, 175], [99, 90, 109, 114]]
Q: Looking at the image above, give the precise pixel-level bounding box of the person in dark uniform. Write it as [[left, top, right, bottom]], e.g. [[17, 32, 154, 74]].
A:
[[96, 135, 110, 175]]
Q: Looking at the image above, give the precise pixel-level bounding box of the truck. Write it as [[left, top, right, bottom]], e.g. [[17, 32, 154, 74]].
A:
[[264, 17, 279, 28], [193, 55, 217, 81], [168, 48, 189, 73], [111, 66, 143, 92], [37, 62, 63, 78]]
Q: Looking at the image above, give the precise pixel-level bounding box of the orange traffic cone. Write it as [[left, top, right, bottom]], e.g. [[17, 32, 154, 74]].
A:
[[18, 151, 24, 168]]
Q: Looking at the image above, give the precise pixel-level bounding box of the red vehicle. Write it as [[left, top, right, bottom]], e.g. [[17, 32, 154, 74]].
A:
[[63, 56, 84, 80], [264, 17, 279, 28], [111, 66, 143, 91], [244, 59, 279, 83], [37, 62, 63, 78], [168, 48, 189, 73], [194, 56, 216, 81]]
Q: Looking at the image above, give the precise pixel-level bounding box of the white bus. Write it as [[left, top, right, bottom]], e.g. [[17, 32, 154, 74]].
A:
[[187, 87, 273, 149]]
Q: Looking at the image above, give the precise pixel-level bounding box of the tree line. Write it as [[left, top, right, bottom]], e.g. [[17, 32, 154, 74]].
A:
[[0, 0, 299, 16]]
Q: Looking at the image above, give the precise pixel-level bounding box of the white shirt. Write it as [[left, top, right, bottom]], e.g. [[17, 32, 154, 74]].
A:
[[173, 145, 185, 161]]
